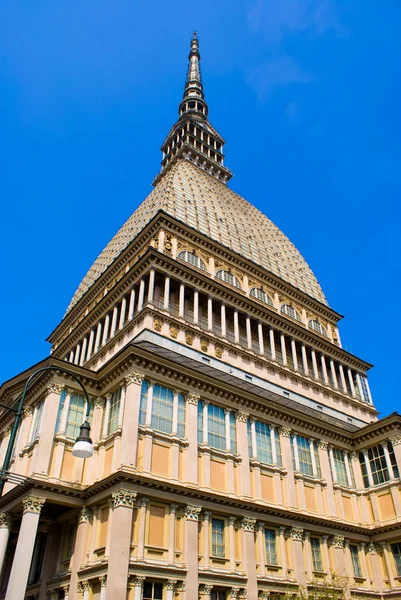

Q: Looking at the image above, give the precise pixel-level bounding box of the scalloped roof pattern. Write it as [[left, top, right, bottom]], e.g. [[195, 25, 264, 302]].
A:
[[66, 160, 326, 313]]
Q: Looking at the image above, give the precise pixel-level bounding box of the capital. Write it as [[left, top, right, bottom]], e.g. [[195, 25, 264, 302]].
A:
[[236, 411, 249, 423], [0, 512, 12, 529], [229, 588, 240, 598], [77, 506, 92, 523], [390, 434, 401, 447], [203, 585, 213, 593], [140, 496, 149, 508], [133, 576, 146, 588], [350, 451, 359, 461], [125, 371, 145, 386], [47, 382, 63, 395], [99, 575, 107, 587], [318, 440, 329, 450], [256, 521, 265, 532], [332, 535, 344, 548], [368, 542, 376, 555], [279, 426, 291, 438], [202, 511, 212, 522], [241, 517, 256, 532], [290, 527, 304, 541], [166, 580, 177, 591], [22, 495, 45, 515], [185, 504, 202, 521], [111, 489, 137, 509], [170, 504, 178, 514], [94, 396, 105, 409], [228, 516, 237, 526], [186, 393, 200, 405]]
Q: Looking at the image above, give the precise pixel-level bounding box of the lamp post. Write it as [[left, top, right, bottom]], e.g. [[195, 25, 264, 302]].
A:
[[0, 365, 94, 495]]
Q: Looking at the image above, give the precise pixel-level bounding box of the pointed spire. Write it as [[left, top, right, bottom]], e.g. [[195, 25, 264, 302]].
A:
[[153, 32, 232, 186]]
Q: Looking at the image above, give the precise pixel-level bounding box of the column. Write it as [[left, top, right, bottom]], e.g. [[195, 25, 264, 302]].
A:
[[347, 369, 356, 397], [102, 313, 111, 345], [291, 339, 298, 371], [390, 435, 401, 476], [359, 543, 370, 586], [380, 542, 395, 587], [362, 449, 374, 486], [68, 507, 91, 600], [280, 333, 287, 366], [119, 296, 127, 328], [381, 442, 395, 479], [185, 394, 200, 484], [321, 536, 331, 579], [31, 383, 63, 475], [164, 276, 170, 311], [221, 304, 227, 338], [207, 296, 213, 331], [145, 382, 154, 426], [94, 321, 103, 352], [5, 496, 45, 600], [193, 289, 199, 324], [309, 438, 318, 477], [99, 576, 107, 600], [79, 336, 88, 366], [234, 310, 240, 343], [241, 518, 258, 598], [73, 343, 81, 365], [184, 505, 201, 600], [338, 364, 347, 393], [292, 434, 300, 472], [256, 522, 266, 576], [344, 452, 353, 487], [110, 305, 119, 337], [62, 584, 70, 600], [136, 497, 148, 559], [137, 278, 145, 311], [320, 355, 329, 385], [69, 350, 75, 363], [59, 389, 72, 434], [128, 286, 136, 320], [319, 442, 336, 516], [332, 536, 346, 575], [356, 373, 365, 400], [290, 528, 307, 587], [301, 344, 309, 376], [330, 359, 339, 389], [269, 328, 276, 361], [120, 372, 144, 467], [278, 527, 287, 576], [279, 428, 297, 507], [225, 409, 231, 451], [203, 511, 211, 568], [246, 316, 252, 350], [366, 543, 383, 591], [236, 412, 251, 497], [132, 576, 145, 600], [87, 328, 95, 360], [179, 283, 185, 317], [148, 268, 155, 304], [228, 516, 236, 571], [303, 532, 314, 579], [166, 580, 177, 600], [168, 504, 177, 563], [0, 513, 11, 578], [202, 400, 209, 445], [106, 489, 137, 600], [311, 350, 319, 380], [258, 322, 264, 355]]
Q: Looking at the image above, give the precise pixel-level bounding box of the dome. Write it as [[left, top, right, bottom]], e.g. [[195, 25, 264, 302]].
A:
[[66, 159, 326, 313]]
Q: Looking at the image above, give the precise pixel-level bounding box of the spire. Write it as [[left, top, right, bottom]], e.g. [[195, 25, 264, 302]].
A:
[[153, 33, 232, 186]]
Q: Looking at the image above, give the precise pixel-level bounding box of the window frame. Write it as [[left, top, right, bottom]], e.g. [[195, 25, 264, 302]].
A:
[[215, 269, 242, 289], [211, 518, 225, 558], [310, 537, 324, 572], [177, 250, 207, 271], [250, 287, 273, 306], [281, 304, 302, 322]]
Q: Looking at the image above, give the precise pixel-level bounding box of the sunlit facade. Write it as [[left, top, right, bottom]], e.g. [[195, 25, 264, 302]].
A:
[[1, 33, 401, 600]]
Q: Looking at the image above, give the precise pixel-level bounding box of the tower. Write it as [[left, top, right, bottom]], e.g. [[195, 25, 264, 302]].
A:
[[0, 33, 400, 600]]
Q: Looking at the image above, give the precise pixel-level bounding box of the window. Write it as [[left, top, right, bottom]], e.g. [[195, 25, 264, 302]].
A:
[[332, 448, 353, 487], [56, 391, 92, 440], [178, 250, 206, 271], [139, 381, 185, 437], [359, 375, 371, 403], [292, 434, 321, 477], [107, 387, 121, 435], [281, 304, 302, 322], [359, 443, 399, 487], [308, 319, 327, 336], [211, 592, 227, 600], [216, 269, 242, 289], [310, 538, 323, 572], [212, 519, 225, 557], [250, 287, 273, 306], [350, 545, 362, 578], [31, 401, 44, 442], [265, 529, 278, 565], [143, 581, 163, 600], [391, 543, 401, 576], [247, 420, 282, 466], [197, 402, 237, 452]]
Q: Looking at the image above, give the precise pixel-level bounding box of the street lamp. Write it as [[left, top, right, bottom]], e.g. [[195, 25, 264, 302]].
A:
[[0, 365, 94, 494]]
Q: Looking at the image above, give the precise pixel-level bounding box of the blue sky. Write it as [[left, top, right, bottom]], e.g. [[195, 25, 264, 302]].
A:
[[0, 1, 400, 418]]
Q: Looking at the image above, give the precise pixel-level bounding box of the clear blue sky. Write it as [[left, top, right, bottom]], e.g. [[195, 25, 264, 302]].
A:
[[1, 1, 400, 418]]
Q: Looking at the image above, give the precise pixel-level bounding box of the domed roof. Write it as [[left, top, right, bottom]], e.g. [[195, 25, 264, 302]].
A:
[[66, 159, 326, 313]]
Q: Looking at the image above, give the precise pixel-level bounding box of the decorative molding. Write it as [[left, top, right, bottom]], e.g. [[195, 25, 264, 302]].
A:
[[185, 504, 202, 521], [332, 535, 344, 549], [133, 576, 146, 588], [239, 591, 248, 599], [229, 589, 240, 598], [278, 526, 286, 536], [203, 585, 213, 593], [22, 496, 45, 515], [228, 516, 237, 527], [125, 371, 145, 386], [256, 521, 265, 532], [390, 434, 401, 447], [368, 542, 376, 555], [186, 393, 200, 405], [350, 452, 359, 462], [236, 411, 249, 423], [94, 396, 105, 408], [170, 504, 178, 514], [99, 575, 107, 587], [290, 527, 304, 541], [0, 512, 12, 529], [77, 506, 92, 523], [47, 382, 63, 395], [202, 511, 212, 522], [139, 496, 149, 508], [318, 440, 328, 450], [112, 489, 137, 508], [166, 580, 177, 590], [241, 517, 256, 532], [22, 406, 32, 418], [280, 426, 291, 438]]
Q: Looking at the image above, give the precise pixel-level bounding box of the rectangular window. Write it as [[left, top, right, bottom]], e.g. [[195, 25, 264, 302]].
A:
[[198, 400, 204, 443], [212, 518, 225, 557], [208, 404, 226, 450], [143, 581, 163, 600], [359, 375, 370, 403], [31, 401, 44, 441], [391, 543, 401, 576], [107, 387, 121, 435], [310, 538, 323, 572], [292, 435, 321, 477], [139, 380, 148, 425], [230, 412, 237, 453], [265, 529, 278, 565], [211, 592, 227, 600], [66, 394, 86, 439], [350, 545, 362, 578], [360, 443, 398, 487], [151, 384, 174, 434], [332, 448, 351, 487]]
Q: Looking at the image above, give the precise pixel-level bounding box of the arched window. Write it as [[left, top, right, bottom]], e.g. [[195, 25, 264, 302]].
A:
[[308, 319, 327, 336], [281, 304, 301, 322], [177, 250, 206, 271], [216, 269, 242, 289], [250, 287, 273, 306]]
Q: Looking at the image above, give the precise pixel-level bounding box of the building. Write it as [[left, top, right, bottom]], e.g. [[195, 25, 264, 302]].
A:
[[0, 32, 401, 600]]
